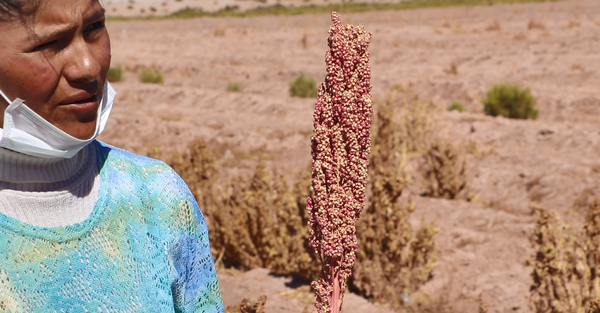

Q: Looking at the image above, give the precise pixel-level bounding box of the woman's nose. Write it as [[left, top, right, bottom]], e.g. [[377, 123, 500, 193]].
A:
[[63, 39, 101, 83]]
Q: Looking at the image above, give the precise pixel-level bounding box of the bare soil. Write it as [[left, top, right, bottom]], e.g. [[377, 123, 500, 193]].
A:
[[99, 0, 600, 312]]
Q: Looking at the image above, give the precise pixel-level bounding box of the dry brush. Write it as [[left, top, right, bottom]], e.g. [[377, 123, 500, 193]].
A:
[[529, 200, 600, 313]]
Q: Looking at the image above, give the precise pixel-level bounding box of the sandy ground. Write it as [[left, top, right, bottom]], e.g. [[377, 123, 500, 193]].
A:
[[99, 0, 600, 312], [104, 0, 412, 18]]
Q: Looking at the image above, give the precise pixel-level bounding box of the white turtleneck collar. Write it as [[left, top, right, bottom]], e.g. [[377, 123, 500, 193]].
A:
[[0, 143, 100, 227], [0, 144, 88, 190]]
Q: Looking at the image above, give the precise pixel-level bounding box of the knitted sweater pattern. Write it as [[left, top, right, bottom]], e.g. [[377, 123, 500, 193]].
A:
[[0, 141, 224, 313]]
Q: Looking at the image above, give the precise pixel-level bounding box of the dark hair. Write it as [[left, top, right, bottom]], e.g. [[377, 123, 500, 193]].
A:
[[0, 0, 39, 22]]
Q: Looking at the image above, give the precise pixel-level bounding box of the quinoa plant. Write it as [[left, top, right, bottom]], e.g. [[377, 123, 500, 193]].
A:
[[307, 12, 373, 313]]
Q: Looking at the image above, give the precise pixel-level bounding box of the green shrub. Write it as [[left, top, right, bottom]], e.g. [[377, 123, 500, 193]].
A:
[[289, 73, 318, 98], [227, 82, 241, 92], [483, 83, 539, 119], [448, 101, 466, 112], [138, 67, 164, 84], [107, 65, 123, 82]]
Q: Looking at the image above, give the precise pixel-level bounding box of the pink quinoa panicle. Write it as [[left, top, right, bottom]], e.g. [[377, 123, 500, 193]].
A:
[[307, 11, 373, 313]]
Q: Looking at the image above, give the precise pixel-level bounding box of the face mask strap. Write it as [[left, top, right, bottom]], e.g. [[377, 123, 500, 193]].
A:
[[0, 89, 11, 105]]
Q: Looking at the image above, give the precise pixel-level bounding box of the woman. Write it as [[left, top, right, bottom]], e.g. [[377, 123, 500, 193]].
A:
[[0, 0, 224, 312]]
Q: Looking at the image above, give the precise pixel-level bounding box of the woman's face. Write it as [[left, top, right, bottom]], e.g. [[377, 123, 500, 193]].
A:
[[0, 0, 110, 140]]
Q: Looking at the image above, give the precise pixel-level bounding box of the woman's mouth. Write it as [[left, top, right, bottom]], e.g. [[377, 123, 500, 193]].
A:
[[60, 94, 99, 112]]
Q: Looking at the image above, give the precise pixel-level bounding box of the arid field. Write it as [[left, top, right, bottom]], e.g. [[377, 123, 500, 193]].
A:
[[99, 0, 600, 312]]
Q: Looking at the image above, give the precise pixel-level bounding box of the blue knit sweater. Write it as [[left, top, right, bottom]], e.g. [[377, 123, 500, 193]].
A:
[[0, 141, 224, 312]]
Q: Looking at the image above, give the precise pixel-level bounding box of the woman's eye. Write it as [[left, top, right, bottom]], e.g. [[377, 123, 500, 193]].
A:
[[34, 40, 57, 51], [86, 21, 105, 33]]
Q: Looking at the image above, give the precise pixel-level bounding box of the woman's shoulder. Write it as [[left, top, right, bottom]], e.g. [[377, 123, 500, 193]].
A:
[[92, 140, 203, 225], [92, 140, 188, 191], [93, 140, 168, 169]]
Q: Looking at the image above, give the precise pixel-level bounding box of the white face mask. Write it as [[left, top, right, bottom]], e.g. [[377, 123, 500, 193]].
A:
[[0, 82, 115, 159]]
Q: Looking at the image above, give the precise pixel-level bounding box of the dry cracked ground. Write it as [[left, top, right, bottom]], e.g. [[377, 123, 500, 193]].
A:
[[99, 0, 600, 312]]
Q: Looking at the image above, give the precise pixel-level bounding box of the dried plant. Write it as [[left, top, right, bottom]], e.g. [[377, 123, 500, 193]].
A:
[[528, 19, 546, 30], [444, 61, 458, 75], [212, 160, 319, 277], [170, 141, 319, 279], [352, 87, 437, 310], [478, 294, 489, 313], [588, 299, 600, 313], [225, 295, 267, 313], [307, 12, 373, 313], [583, 199, 600, 304], [169, 139, 219, 210], [421, 139, 467, 199], [485, 20, 501, 31], [396, 91, 438, 155], [529, 201, 600, 313]]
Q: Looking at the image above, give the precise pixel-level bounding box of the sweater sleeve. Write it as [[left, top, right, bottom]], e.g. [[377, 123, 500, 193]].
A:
[[168, 176, 224, 313]]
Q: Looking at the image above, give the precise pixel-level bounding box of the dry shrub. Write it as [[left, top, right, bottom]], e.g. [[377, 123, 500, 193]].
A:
[[352, 92, 438, 310], [210, 161, 319, 279], [390, 87, 438, 155], [588, 299, 600, 313], [485, 20, 501, 31], [529, 201, 600, 313], [444, 61, 458, 75], [421, 139, 467, 199], [478, 294, 489, 313], [514, 33, 528, 41], [301, 31, 308, 49], [567, 21, 581, 29], [170, 139, 319, 280], [225, 295, 267, 313], [528, 19, 546, 30], [169, 139, 219, 210], [214, 28, 226, 37]]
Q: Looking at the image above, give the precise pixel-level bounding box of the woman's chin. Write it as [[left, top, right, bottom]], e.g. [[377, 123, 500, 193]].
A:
[[61, 123, 97, 140]]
